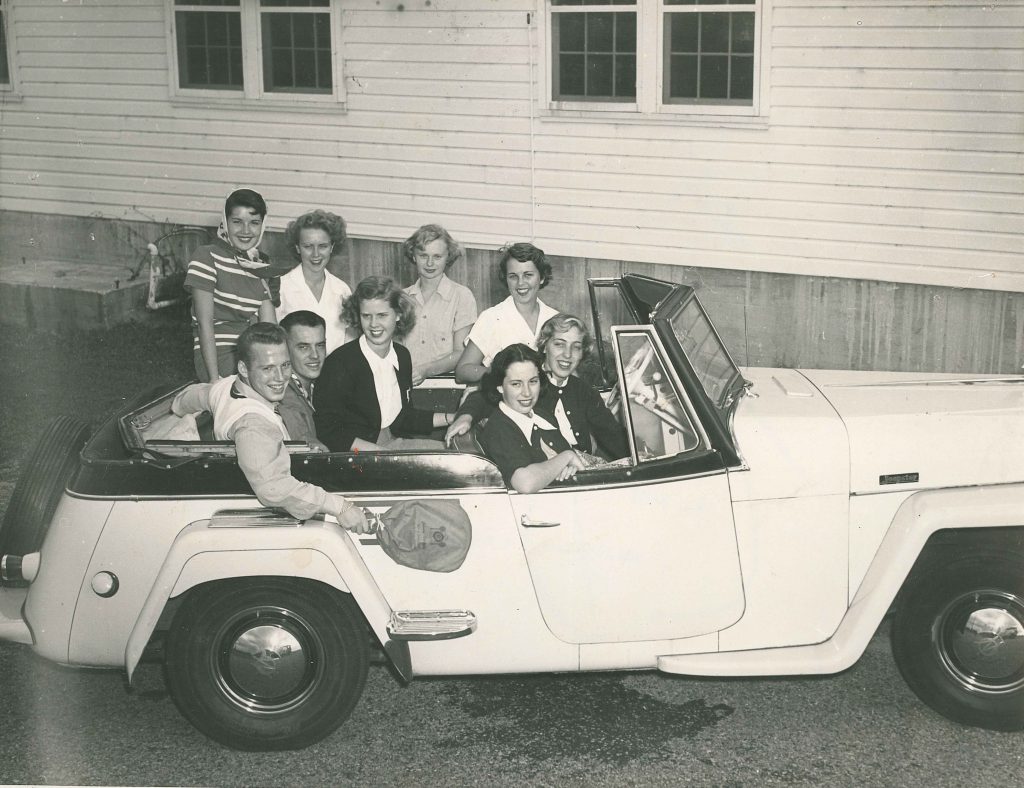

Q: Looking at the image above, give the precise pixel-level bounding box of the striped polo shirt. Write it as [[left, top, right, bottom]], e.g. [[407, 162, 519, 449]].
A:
[[184, 240, 273, 351]]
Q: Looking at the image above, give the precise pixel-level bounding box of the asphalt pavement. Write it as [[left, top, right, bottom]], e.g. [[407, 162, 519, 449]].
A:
[[0, 621, 1020, 787]]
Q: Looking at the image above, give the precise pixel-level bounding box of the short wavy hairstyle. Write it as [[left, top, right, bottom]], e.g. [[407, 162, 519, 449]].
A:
[[340, 276, 417, 342], [225, 188, 267, 220], [537, 313, 593, 361], [402, 224, 464, 270], [284, 209, 348, 260], [482, 343, 548, 406], [497, 242, 552, 290], [236, 322, 287, 367]]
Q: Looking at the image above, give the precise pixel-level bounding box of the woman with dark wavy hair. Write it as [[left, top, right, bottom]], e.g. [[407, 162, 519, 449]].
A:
[[276, 209, 353, 353], [477, 343, 585, 493], [455, 242, 559, 384], [313, 277, 452, 451]]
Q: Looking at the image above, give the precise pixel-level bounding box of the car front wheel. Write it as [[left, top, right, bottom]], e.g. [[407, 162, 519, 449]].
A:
[[891, 548, 1024, 731], [163, 578, 369, 750]]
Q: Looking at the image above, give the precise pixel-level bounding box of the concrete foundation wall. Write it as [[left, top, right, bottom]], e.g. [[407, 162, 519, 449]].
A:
[[2, 210, 1021, 374]]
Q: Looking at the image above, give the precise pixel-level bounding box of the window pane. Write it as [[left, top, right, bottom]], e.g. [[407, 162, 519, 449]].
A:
[[664, 10, 754, 103], [699, 54, 728, 98], [553, 11, 635, 101], [559, 53, 586, 96], [732, 12, 755, 54], [176, 10, 243, 90], [701, 13, 729, 51], [0, 11, 9, 85], [617, 333, 699, 461], [553, 0, 635, 5], [261, 0, 328, 6], [176, 1, 239, 5], [261, 11, 332, 93]]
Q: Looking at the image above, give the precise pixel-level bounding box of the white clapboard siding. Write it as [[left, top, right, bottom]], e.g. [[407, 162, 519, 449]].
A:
[[0, 0, 1021, 292]]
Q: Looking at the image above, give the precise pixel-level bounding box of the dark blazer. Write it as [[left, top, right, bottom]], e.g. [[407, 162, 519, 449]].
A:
[[459, 374, 629, 459], [477, 407, 572, 487], [313, 339, 435, 451]]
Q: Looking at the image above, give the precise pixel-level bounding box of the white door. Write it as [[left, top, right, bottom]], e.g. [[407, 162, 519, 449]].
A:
[[512, 329, 745, 644]]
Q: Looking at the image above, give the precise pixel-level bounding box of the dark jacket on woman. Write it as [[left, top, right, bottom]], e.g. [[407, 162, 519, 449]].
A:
[[313, 339, 434, 451], [460, 374, 629, 459]]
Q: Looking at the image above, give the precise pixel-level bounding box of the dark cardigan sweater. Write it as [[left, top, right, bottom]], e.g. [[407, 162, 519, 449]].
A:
[[313, 339, 434, 451]]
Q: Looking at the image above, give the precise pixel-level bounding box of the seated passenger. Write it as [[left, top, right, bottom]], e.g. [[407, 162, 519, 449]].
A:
[[447, 313, 629, 459], [477, 344, 584, 494], [313, 277, 453, 452], [171, 323, 368, 532], [279, 309, 329, 451], [455, 242, 559, 384], [401, 224, 478, 385], [276, 209, 353, 354]]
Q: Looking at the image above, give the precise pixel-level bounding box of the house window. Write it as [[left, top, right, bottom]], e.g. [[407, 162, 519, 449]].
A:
[[171, 0, 342, 104], [0, 0, 12, 87], [547, 0, 763, 117]]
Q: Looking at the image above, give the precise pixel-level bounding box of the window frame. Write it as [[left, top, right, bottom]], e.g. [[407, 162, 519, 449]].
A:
[[541, 0, 770, 122], [166, 0, 346, 110], [0, 0, 21, 98]]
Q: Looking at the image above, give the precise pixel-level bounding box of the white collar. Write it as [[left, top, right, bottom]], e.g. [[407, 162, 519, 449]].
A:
[[359, 334, 399, 370], [498, 401, 558, 443]]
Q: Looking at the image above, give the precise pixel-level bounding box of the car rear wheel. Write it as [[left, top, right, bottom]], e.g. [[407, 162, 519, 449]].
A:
[[0, 416, 91, 581], [891, 548, 1024, 731], [163, 578, 369, 750]]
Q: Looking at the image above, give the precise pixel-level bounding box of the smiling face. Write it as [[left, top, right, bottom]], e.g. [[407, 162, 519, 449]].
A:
[[499, 360, 542, 416], [505, 258, 543, 307], [296, 227, 333, 277], [225, 206, 264, 253], [238, 341, 291, 403], [544, 325, 585, 383], [359, 297, 399, 356], [285, 323, 327, 384], [413, 237, 448, 282]]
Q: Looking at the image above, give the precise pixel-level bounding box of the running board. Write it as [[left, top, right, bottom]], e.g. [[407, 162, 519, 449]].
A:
[[387, 610, 477, 641]]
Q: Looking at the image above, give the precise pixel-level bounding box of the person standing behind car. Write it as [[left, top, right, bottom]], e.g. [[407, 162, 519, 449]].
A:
[[279, 310, 330, 451], [401, 224, 477, 385], [184, 188, 278, 382], [171, 322, 368, 532], [455, 242, 559, 384], [276, 209, 353, 354]]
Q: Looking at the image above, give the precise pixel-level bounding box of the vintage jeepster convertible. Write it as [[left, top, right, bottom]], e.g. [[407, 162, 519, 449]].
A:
[[1, 275, 1022, 750]]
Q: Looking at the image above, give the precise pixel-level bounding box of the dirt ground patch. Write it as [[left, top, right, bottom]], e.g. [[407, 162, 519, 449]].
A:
[[0, 305, 194, 515]]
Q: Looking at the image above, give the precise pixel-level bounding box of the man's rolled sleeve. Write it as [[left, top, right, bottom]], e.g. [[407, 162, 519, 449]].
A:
[[231, 415, 332, 520], [171, 383, 213, 416]]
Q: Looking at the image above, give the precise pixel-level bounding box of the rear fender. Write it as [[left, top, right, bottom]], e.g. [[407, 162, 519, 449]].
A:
[[125, 519, 393, 680], [659, 483, 1024, 676]]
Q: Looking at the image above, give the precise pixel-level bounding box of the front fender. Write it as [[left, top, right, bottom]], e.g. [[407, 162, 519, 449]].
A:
[[659, 483, 1024, 677], [125, 518, 393, 680]]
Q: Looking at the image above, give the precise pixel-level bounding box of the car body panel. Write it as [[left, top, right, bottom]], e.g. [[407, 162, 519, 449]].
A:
[[801, 369, 1024, 494], [728, 367, 850, 501], [511, 472, 744, 644]]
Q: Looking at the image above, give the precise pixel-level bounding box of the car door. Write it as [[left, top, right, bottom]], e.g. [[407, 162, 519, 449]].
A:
[[511, 327, 745, 645]]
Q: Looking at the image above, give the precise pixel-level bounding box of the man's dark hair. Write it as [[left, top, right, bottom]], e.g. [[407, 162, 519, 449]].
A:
[[237, 322, 287, 367], [280, 310, 327, 334]]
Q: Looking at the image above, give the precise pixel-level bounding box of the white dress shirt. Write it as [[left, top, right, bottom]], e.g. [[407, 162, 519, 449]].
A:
[[359, 335, 402, 430], [276, 266, 352, 353]]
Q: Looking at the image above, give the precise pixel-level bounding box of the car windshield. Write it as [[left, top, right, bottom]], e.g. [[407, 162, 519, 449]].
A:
[[668, 296, 743, 411]]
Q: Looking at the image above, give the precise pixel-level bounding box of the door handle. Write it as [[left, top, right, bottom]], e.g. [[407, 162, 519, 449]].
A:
[[520, 515, 560, 528]]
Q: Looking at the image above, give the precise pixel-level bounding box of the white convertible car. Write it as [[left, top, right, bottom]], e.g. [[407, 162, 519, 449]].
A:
[[1, 274, 1021, 750]]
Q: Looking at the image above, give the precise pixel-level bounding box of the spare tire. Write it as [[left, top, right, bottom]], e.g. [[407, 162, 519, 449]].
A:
[[0, 417, 91, 569]]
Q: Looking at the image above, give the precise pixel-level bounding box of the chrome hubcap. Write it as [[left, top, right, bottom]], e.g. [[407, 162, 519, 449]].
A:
[[214, 606, 323, 714], [934, 589, 1024, 695]]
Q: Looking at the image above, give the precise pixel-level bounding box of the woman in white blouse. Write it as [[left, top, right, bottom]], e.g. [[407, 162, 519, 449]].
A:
[[276, 209, 353, 353]]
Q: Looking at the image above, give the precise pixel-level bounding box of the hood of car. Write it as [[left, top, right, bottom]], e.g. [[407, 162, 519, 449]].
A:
[[798, 369, 1024, 494]]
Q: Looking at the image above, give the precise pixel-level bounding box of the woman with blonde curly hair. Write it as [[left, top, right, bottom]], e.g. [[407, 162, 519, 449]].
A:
[[276, 209, 353, 353], [401, 224, 478, 384], [313, 277, 453, 451]]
